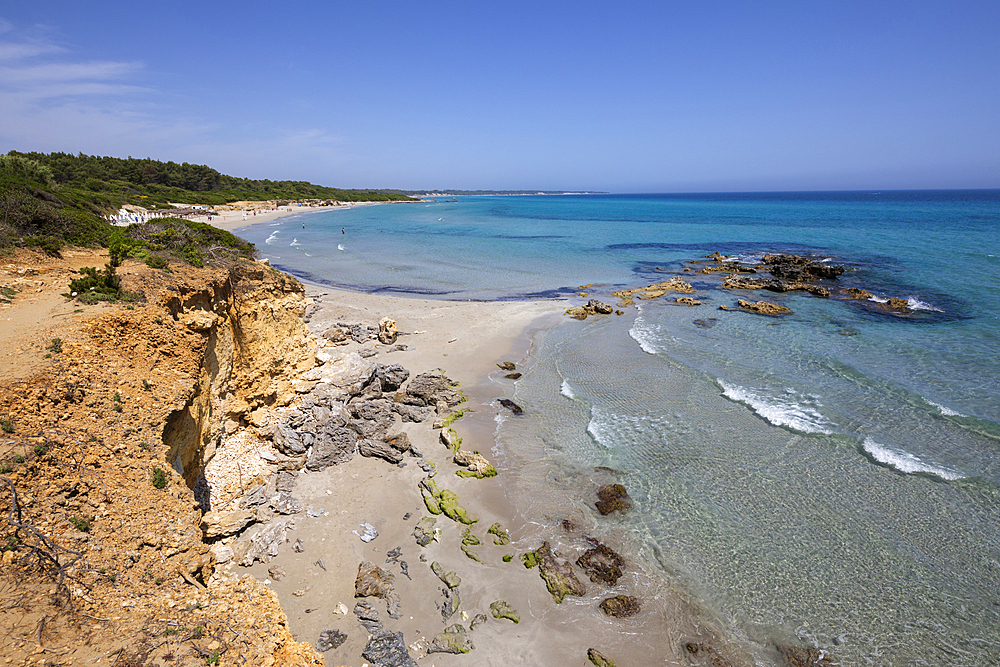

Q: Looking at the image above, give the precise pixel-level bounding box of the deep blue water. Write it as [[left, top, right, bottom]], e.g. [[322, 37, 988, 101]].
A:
[[239, 191, 1000, 666]]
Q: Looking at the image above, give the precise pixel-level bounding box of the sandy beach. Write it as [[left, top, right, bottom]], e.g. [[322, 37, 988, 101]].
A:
[[198, 268, 718, 665], [192, 202, 387, 233]]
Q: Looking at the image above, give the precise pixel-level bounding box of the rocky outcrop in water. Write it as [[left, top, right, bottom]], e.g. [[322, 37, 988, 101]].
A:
[[596, 483, 632, 515], [719, 299, 791, 316], [777, 644, 839, 666], [577, 542, 625, 585]]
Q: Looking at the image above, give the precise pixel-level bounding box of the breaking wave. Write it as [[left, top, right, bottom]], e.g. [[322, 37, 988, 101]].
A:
[[718, 380, 834, 434], [861, 437, 963, 480]]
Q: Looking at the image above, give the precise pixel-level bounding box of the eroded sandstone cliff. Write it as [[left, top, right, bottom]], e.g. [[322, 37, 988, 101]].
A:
[[0, 253, 324, 666]]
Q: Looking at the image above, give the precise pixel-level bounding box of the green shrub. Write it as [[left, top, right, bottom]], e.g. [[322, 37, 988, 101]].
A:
[[0, 418, 13, 434], [13, 455, 24, 463], [24, 235, 63, 257], [152, 467, 168, 489], [34, 443, 45, 456], [0, 464, 11, 474], [47, 338, 62, 353], [69, 517, 90, 532], [145, 253, 168, 269]]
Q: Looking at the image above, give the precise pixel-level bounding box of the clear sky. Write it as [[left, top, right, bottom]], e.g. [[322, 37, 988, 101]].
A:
[[1, 1, 998, 192]]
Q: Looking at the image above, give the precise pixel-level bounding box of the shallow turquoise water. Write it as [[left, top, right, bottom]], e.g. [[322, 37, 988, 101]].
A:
[[239, 191, 1000, 665]]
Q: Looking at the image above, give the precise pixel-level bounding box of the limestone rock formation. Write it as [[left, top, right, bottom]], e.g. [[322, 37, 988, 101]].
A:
[[535, 541, 587, 603], [428, 624, 474, 654], [489, 599, 520, 623], [378, 316, 399, 344], [201, 508, 255, 538], [355, 561, 401, 618]]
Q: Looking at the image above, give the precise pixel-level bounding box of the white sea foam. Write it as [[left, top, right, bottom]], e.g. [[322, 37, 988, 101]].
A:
[[628, 309, 660, 355], [337, 244, 345, 251], [868, 295, 943, 312], [560, 379, 575, 399], [719, 380, 834, 434], [924, 398, 965, 417], [290, 238, 301, 246], [862, 437, 962, 480], [265, 231, 279, 245]]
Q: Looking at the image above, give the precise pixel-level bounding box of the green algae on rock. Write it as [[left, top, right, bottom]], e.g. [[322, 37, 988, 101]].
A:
[[487, 522, 511, 545], [520, 551, 540, 569], [431, 561, 461, 589], [489, 600, 520, 624], [536, 541, 587, 603], [429, 624, 473, 654], [413, 516, 438, 547], [419, 476, 477, 524], [588, 647, 617, 667]]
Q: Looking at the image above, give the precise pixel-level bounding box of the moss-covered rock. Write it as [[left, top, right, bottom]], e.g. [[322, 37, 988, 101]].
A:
[[413, 515, 438, 547], [520, 551, 540, 569], [439, 489, 477, 524], [428, 624, 473, 654], [502, 553, 513, 563], [489, 600, 520, 624], [588, 647, 617, 667], [461, 544, 485, 563], [487, 522, 510, 545], [536, 541, 587, 603], [431, 561, 461, 589]]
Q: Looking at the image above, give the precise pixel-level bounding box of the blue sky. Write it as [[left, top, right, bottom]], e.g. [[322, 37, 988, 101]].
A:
[[1, 1, 998, 192]]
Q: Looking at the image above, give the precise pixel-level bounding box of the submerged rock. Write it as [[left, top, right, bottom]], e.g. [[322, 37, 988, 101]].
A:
[[316, 628, 347, 652], [577, 542, 625, 585], [489, 600, 520, 624], [685, 642, 735, 667], [498, 398, 524, 416], [535, 541, 587, 603], [595, 484, 632, 515], [676, 297, 702, 306], [776, 644, 839, 667], [599, 595, 641, 617], [497, 361, 516, 371], [428, 624, 474, 654]]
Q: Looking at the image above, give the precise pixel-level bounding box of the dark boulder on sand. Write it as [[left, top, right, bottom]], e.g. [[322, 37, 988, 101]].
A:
[[498, 398, 524, 415]]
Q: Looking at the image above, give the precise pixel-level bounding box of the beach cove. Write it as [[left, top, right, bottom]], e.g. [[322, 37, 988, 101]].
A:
[[230, 191, 1000, 667]]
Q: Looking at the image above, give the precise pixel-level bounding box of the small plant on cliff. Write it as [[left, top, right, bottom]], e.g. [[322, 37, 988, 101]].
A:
[[152, 467, 168, 489], [113, 403, 122, 413], [0, 463, 11, 474], [33, 443, 45, 456], [47, 338, 62, 353], [113, 391, 121, 403], [0, 418, 12, 433], [142, 379, 152, 390], [69, 517, 90, 532], [207, 650, 220, 665], [13, 454, 23, 463]]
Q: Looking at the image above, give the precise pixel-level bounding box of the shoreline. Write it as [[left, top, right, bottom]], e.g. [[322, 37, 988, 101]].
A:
[[194, 200, 387, 233], [208, 280, 730, 665]]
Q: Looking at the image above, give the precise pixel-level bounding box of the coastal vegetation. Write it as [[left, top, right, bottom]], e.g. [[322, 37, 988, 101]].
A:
[[0, 150, 414, 257]]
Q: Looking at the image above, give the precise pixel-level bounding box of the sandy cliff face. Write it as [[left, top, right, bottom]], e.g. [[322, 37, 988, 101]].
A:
[[157, 264, 316, 488], [0, 251, 323, 667]]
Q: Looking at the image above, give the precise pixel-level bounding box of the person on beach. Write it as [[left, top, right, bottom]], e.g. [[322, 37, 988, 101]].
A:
[[342, 228, 345, 234]]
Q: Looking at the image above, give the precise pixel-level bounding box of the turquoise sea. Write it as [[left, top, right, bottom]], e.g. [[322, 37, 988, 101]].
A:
[[239, 192, 1000, 666]]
